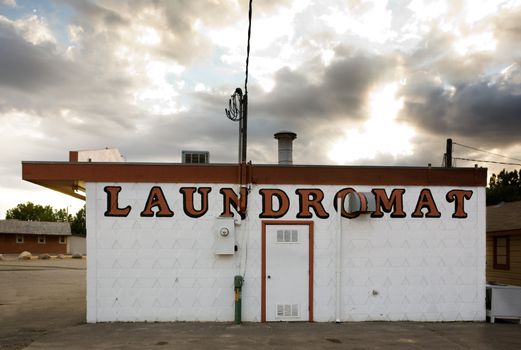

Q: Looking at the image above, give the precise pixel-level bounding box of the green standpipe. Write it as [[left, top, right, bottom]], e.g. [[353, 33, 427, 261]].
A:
[[234, 275, 243, 324]]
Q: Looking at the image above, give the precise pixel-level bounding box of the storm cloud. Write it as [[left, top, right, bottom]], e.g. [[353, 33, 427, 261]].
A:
[[0, 20, 73, 91], [1, 0, 521, 216], [402, 68, 521, 148], [254, 52, 395, 123]]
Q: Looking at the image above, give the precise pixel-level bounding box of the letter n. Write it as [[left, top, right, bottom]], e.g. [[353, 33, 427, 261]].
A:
[[220, 187, 248, 219]]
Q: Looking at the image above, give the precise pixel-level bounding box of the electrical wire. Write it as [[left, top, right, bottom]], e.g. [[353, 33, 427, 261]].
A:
[[453, 142, 521, 163], [244, 0, 253, 96], [453, 157, 521, 166]]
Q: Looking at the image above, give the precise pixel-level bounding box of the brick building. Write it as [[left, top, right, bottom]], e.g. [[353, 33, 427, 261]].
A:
[[0, 219, 71, 254]]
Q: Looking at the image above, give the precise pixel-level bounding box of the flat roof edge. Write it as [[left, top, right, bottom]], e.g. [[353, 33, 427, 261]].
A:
[[22, 162, 487, 193], [21, 160, 487, 170]]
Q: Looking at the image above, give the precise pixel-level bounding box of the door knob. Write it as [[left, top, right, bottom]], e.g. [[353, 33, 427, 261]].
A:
[[267, 275, 271, 279]]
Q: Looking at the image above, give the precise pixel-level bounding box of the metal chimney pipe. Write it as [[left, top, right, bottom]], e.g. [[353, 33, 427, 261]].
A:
[[274, 131, 297, 165]]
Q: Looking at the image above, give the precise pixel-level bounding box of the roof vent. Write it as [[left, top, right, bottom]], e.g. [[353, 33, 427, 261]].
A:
[[182, 150, 209, 164], [274, 131, 297, 165]]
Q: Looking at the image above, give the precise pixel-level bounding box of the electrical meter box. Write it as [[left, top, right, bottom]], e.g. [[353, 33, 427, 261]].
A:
[[214, 216, 235, 255]]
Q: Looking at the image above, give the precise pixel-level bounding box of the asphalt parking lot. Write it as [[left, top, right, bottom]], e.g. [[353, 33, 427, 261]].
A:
[[1, 257, 520, 350], [0, 257, 86, 350]]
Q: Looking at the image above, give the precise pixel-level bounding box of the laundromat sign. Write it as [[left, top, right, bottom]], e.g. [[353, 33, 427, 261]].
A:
[[104, 186, 473, 220]]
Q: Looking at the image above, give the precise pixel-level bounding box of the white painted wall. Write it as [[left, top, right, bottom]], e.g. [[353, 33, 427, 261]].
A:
[[86, 183, 485, 322], [68, 235, 86, 255]]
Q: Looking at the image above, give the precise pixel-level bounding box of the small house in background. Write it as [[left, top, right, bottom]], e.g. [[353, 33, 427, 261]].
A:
[[0, 219, 71, 254], [486, 201, 521, 286]]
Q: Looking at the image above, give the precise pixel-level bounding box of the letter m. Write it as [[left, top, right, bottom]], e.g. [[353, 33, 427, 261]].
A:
[[370, 188, 406, 218]]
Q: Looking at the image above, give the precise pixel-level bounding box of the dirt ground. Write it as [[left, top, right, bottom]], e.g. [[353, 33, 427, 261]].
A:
[[1, 257, 520, 350]]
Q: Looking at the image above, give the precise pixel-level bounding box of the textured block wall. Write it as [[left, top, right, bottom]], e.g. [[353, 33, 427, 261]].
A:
[[87, 183, 485, 322]]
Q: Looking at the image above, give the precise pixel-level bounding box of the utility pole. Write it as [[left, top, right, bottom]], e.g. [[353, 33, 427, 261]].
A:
[[224, 0, 254, 325], [241, 94, 248, 164], [445, 138, 453, 168]]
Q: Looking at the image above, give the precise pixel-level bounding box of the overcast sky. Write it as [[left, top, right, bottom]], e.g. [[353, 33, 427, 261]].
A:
[[1, 0, 521, 217]]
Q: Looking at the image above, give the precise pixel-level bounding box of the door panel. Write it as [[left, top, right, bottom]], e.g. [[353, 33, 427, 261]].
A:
[[265, 224, 310, 321]]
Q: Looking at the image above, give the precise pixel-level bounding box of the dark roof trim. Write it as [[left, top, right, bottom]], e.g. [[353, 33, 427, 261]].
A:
[[22, 161, 487, 200]]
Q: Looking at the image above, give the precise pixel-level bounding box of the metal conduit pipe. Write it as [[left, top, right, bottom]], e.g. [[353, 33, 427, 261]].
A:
[[336, 196, 342, 323]]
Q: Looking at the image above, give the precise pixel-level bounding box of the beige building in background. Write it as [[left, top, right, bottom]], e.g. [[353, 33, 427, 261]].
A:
[[486, 201, 521, 286]]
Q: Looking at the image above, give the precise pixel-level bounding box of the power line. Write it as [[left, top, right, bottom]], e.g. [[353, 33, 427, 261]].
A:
[[453, 157, 521, 166], [225, 0, 253, 164], [244, 0, 253, 95], [453, 142, 521, 162]]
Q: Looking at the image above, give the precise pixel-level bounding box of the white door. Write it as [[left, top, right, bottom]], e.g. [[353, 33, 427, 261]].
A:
[[265, 224, 310, 321]]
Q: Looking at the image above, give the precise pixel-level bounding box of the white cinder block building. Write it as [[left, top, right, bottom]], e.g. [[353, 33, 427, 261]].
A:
[[23, 152, 487, 323]]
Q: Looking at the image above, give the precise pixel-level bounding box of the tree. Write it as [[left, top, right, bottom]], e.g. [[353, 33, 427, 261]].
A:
[[71, 205, 86, 236], [486, 169, 521, 205], [5, 202, 86, 235], [5, 202, 71, 222]]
